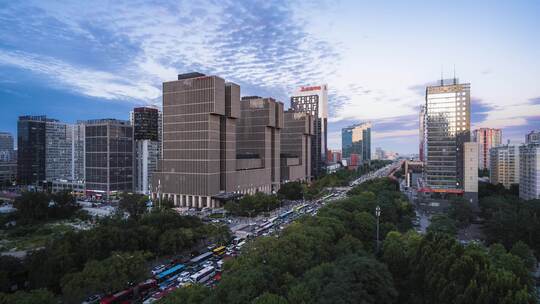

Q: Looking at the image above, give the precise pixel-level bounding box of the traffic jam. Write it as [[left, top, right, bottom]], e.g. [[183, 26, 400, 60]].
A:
[[95, 200, 334, 304]]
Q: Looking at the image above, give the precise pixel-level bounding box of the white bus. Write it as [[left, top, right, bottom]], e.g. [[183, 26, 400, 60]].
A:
[[190, 266, 216, 284]]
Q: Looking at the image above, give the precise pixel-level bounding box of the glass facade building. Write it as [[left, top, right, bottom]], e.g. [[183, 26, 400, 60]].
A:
[[85, 119, 133, 198], [17, 116, 47, 185], [341, 122, 371, 161], [424, 79, 471, 190]]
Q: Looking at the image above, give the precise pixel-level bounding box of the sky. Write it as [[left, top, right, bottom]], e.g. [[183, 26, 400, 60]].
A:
[[1, 0, 539, 154]]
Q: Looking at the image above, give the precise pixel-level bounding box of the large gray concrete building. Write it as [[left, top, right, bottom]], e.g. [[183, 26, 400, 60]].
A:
[[152, 73, 284, 208], [281, 110, 313, 182]]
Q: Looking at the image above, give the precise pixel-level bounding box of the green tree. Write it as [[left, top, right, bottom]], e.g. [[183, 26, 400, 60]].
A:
[[427, 214, 457, 236], [118, 193, 148, 220], [13, 191, 50, 222], [252, 293, 289, 304], [61, 251, 150, 303], [447, 197, 474, 228], [277, 181, 304, 200], [289, 255, 397, 304], [0, 289, 56, 304], [158, 284, 212, 304], [510, 241, 537, 271]]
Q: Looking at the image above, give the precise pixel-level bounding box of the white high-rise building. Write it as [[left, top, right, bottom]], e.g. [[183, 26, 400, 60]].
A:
[[519, 140, 540, 200], [290, 85, 328, 178], [489, 145, 520, 189]]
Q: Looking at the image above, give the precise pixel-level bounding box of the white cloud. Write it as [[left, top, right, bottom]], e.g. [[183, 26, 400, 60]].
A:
[[0, 50, 160, 101]]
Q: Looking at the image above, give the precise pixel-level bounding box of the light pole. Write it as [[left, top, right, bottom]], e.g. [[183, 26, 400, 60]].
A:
[[375, 206, 381, 254]]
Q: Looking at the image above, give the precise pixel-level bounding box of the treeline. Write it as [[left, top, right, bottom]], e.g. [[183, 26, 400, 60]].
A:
[[0, 209, 231, 303], [224, 192, 281, 217], [11, 190, 82, 224], [480, 192, 540, 257], [161, 178, 537, 304]]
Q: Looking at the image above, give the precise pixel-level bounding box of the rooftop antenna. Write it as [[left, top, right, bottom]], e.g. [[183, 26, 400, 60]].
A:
[[453, 64, 457, 84], [440, 65, 444, 86]]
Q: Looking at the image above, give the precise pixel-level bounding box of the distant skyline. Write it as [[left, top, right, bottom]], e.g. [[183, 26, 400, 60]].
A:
[[1, 0, 539, 153]]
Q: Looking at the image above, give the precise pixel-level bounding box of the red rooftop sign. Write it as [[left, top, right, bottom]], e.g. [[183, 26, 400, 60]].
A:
[[300, 86, 322, 92]]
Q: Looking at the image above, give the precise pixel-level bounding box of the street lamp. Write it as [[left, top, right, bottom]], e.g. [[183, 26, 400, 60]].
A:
[[375, 206, 381, 254]]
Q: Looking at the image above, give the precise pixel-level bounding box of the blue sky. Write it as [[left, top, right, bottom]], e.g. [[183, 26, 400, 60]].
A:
[[1, 0, 539, 154]]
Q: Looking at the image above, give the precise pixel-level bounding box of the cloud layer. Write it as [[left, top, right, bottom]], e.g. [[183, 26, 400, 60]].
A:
[[1, 0, 539, 153]]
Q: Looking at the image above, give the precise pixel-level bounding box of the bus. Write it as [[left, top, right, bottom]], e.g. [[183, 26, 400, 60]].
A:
[[279, 210, 293, 219], [212, 246, 226, 256], [190, 266, 216, 283], [155, 264, 185, 283], [189, 251, 213, 265], [255, 222, 273, 236]]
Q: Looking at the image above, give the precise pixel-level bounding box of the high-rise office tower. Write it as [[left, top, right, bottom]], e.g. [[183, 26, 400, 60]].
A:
[[519, 132, 540, 200], [341, 122, 371, 161], [290, 85, 328, 178], [473, 128, 502, 170], [280, 110, 313, 182], [424, 79, 471, 191], [131, 106, 160, 194], [152, 73, 284, 208], [45, 120, 74, 181], [419, 106, 426, 162], [17, 116, 47, 185], [489, 145, 520, 189], [525, 130, 540, 144], [152, 73, 240, 208], [0, 132, 16, 186], [0, 132, 14, 162], [237, 96, 283, 193], [17, 116, 84, 186], [84, 119, 133, 199]]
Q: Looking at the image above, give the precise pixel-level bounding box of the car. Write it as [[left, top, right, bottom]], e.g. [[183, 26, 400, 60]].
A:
[[82, 294, 102, 304]]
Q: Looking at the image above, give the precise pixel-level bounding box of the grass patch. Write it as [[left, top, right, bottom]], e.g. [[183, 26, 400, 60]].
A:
[[0, 221, 76, 252]]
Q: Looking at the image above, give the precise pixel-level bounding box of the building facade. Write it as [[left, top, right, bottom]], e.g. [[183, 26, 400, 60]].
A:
[[341, 122, 371, 161], [281, 110, 313, 182], [237, 96, 283, 194], [463, 142, 479, 203], [0, 132, 14, 162], [473, 128, 502, 170], [152, 73, 240, 208], [489, 145, 520, 189], [45, 120, 74, 181], [424, 79, 471, 190], [419, 105, 426, 162], [85, 119, 133, 199], [290, 85, 328, 178], [131, 106, 160, 194], [17, 116, 47, 185], [519, 142, 540, 200], [152, 73, 287, 208], [526, 130, 540, 144]]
